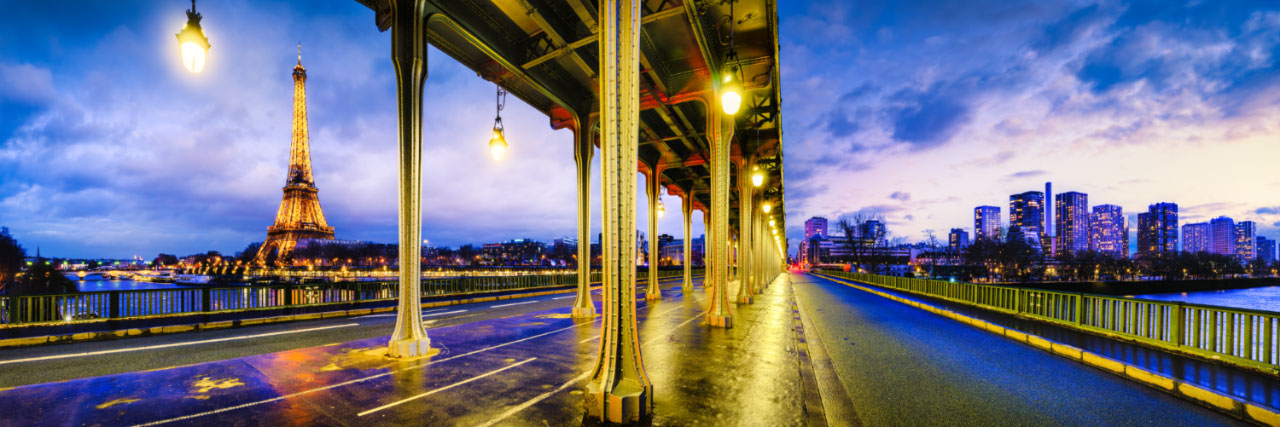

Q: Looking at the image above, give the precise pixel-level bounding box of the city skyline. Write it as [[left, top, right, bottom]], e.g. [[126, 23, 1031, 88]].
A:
[[2, 1, 1279, 259]]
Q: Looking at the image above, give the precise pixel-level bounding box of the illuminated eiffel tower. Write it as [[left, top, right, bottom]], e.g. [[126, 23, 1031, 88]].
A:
[[256, 46, 334, 264]]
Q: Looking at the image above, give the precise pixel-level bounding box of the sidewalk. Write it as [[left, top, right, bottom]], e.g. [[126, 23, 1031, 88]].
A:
[[0, 276, 810, 426]]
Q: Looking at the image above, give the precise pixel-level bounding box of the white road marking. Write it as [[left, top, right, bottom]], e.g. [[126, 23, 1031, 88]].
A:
[[475, 312, 706, 427], [423, 310, 467, 318], [0, 323, 361, 366], [551, 296, 575, 300], [491, 301, 537, 308], [578, 335, 599, 344], [358, 357, 537, 417], [135, 323, 585, 426]]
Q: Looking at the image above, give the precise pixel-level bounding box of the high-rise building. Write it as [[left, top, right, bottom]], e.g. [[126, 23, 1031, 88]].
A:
[[1235, 221, 1256, 261], [949, 228, 970, 251], [1054, 192, 1089, 255], [974, 206, 1001, 242], [1182, 223, 1210, 254], [860, 220, 886, 246], [1257, 236, 1276, 264], [1209, 216, 1236, 256], [1137, 203, 1178, 258], [1089, 204, 1127, 258], [1009, 191, 1045, 247], [804, 217, 828, 240], [256, 52, 335, 264]]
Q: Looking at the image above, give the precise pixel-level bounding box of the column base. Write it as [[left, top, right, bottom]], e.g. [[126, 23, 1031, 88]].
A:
[[706, 314, 733, 328], [646, 290, 662, 301], [571, 305, 596, 318], [387, 337, 433, 359], [585, 381, 652, 423], [737, 295, 753, 304]]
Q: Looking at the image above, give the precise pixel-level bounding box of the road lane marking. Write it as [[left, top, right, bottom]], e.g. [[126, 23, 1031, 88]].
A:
[[424, 310, 467, 318], [0, 323, 360, 366], [491, 301, 537, 308], [476, 312, 705, 427], [135, 322, 587, 426], [551, 296, 575, 300], [358, 358, 537, 417]]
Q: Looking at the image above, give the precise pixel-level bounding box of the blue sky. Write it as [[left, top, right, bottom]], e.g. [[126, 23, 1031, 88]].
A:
[[1, 1, 1279, 258]]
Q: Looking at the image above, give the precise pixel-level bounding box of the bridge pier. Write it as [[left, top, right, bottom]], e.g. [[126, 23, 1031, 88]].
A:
[[737, 160, 753, 304], [644, 161, 662, 301], [705, 98, 733, 328], [386, 0, 431, 359], [571, 114, 595, 318], [681, 189, 694, 291], [585, 0, 652, 422]]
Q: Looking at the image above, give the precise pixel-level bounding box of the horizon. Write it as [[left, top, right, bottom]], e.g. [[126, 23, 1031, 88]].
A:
[[2, 1, 1279, 259]]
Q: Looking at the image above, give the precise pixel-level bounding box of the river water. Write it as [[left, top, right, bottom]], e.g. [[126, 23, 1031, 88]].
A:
[[76, 279, 186, 292], [1135, 286, 1280, 313]]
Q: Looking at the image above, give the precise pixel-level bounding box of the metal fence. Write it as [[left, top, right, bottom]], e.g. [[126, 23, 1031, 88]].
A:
[[1, 268, 701, 326], [816, 270, 1280, 374]]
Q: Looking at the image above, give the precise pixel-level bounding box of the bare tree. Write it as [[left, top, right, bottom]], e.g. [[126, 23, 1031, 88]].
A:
[[836, 212, 882, 272]]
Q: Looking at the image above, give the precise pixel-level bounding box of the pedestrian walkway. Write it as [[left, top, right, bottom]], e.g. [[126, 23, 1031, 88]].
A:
[[0, 277, 810, 426]]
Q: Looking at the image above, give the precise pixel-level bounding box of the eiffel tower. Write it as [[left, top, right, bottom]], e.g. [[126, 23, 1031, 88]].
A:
[[256, 46, 334, 265]]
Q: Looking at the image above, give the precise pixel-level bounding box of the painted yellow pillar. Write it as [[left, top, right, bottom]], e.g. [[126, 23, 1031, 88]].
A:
[[705, 101, 734, 328], [572, 117, 595, 318], [585, 0, 651, 422], [645, 163, 661, 301], [737, 161, 753, 304], [387, 0, 430, 358], [681, 189, 694, 291]]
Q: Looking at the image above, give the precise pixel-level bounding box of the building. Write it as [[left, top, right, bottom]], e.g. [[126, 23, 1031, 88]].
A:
[[948, 228, 970, 251], [1209, 216, 1236, 256], [1182, 223, 1210, 254], [1054, 192, 1089, 255], [1257, 236, 1276, 264], [1089, 204, 1127, 258], [974, 206, 1001, 242], [860, 220, 887, 246], [1235, 221, 1256, 261], [1137, 203, 1178, 258], [1009, 191, 1045, 247], [659, 236, 704, 266], [804, 217, 828, 240]]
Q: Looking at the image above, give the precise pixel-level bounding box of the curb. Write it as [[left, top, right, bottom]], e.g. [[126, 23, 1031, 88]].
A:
[[815, 273, 1280, 427]]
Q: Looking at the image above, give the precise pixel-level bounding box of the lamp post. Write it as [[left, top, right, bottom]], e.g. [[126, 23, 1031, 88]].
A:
[[489, 85, 509, 160], [175, 0, 210, 73]]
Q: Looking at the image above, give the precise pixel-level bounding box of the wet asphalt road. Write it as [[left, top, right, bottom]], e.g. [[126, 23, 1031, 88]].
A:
[[791, 273, 1241, 426], [0, 280, 671, 389]]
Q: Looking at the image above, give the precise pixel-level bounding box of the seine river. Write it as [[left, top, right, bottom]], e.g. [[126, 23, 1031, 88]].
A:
[[1134, 286, 1280, 312], [76, 279, 191, 292]]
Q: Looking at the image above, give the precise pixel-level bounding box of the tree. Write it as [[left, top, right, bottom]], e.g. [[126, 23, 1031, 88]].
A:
[[236, 242, 263, 264], [152, 253, 179, 267], [0, 227, 26, 290], [836, 212, 884, 272]]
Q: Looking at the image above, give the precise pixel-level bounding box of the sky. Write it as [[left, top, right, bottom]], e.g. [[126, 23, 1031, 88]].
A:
[[1, 1, 1278, 259]]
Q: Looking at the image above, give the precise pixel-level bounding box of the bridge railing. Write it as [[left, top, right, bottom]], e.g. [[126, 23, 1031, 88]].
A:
[[815, 270, 1280, 375], [1, 268, 702, 326]]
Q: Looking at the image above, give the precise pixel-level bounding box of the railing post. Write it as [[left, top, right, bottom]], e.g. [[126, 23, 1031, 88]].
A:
[[201, 287, 212, 312], [109, 291, 121, 319]]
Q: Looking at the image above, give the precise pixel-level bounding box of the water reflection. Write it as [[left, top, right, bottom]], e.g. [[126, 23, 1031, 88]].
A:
[[1136, 286, 1280, 312]]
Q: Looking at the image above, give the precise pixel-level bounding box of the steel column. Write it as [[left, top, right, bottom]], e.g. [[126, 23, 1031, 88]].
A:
[[706, 103, 734, 327], [387, 0, 431, 359], [585, 0, 652, 422], [572, 116, 596, 318], [682, 190, 694, 291], [736, 161, 753, 304], [645, 164, 662, 301]]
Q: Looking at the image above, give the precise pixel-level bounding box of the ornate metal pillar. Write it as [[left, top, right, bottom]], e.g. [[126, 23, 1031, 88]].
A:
[[572, 115, 596, 318], [645, 162, 662, 301], [706, 103, 733, 328], [755, 200, 766, 293], [586, 0, 651, 422], [702, 207, 711, 294], [681, 189, 694, 291], [387, 0, 430, 358], [737, 162, 753, 303]]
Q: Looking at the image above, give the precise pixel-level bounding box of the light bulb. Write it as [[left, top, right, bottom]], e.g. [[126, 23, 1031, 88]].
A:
[[181, 41, 206, 73], [721, 90, 741, 115]]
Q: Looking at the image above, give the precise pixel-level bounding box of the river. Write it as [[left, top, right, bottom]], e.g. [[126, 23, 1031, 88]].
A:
[[75, 279, 187, 292], [1135, 286, 1280, 312]]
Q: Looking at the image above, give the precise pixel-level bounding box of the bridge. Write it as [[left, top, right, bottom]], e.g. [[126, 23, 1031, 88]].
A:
[[1, 0, 1278, 425]]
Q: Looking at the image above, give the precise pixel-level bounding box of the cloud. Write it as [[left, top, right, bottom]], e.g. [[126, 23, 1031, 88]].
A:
[[1258, 206, 1280, 215], [888, 84, 972, 148], [1004, 170, 1047, 180], [889, 191, 911, 201]]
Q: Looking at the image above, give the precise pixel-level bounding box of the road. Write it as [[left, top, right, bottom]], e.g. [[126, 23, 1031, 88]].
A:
[[791, 273, 1240, 426], [0, 279, 676, 388]]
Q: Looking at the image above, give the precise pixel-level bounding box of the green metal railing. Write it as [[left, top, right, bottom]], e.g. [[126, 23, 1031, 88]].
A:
[[816, 270, 1280, 374], [0, 268, 702, 326]]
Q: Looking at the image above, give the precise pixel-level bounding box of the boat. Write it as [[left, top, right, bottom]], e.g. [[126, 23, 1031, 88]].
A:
[[176, 274, 213, 285]]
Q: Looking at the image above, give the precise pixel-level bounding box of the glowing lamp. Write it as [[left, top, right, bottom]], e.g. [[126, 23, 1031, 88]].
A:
[[175, 0, 210, 73], [769, 219, 775, 227], [751, 167, 764, 187], [657, 198, 666, 218], [489, 126, 507, 161], [762, 202, 772, 213]]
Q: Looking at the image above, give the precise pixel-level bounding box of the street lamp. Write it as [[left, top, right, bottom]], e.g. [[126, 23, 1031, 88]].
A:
[[175, 0, 210, 73], [762, 202, 772, 213], [720, 0, 742, 116], [489, 85, 508, 161], [751, 165, 764, 187]]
